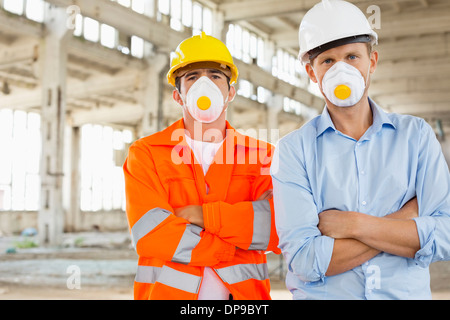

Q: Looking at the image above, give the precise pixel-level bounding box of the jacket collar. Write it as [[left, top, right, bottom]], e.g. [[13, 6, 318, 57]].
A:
[[145, 118, 268, 149]]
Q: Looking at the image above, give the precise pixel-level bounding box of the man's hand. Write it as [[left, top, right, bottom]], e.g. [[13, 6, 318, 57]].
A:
[[174, 205, 204, 228], [318, 196, 421, 258], [318, 210, 357, 239], [318, 197, 418, 238], [257, 189, 273, 201]]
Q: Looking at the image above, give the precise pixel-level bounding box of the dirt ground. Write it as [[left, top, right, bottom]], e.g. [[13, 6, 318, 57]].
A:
[[0, 282, 294, 300], [0, 285, 134, 300], [0, 232, 448, 300], [0, 279, 448, 300]]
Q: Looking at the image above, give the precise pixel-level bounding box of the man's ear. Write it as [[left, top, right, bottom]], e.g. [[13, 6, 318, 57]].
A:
[[369, 50, 379, 74], [305, 63, 318, 83], [227, 85, 236, 103], [173, 89, 184, 106]]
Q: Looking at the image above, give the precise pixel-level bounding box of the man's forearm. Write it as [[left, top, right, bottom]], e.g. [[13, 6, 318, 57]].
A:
[[326, 238, 380, 276], [173, 190, 273, 229], [323, 197, 419, 275], [350, 214, 420, 258], [325, 218, 417, 276]]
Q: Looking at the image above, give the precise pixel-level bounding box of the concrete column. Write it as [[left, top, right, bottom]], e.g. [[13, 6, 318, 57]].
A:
[[38, 5, 70, 246], [212, 10, 225, 40], [262, 40, 275, 73], [267, 94, 283, 143], [67, 126, 81, 232], [138, 53, 168, 138]]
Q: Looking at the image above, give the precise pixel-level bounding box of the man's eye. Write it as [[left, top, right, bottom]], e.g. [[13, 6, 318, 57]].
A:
[[323, 59, 332, 64]]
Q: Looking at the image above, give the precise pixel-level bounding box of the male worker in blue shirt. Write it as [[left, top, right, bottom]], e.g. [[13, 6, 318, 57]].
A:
[[271, 0, 450, 299]]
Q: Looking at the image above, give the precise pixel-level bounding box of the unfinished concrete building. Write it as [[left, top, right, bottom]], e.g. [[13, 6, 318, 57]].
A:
[[0, 0, 450, 249]]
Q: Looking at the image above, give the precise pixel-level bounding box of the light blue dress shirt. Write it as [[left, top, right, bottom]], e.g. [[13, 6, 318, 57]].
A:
[[271, 98, 450, 299]]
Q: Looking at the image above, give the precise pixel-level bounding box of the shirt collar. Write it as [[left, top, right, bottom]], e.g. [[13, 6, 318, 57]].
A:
[[316, 105, 336, 138], [369, 98, 396, 132], [316, 97, 396, 138]]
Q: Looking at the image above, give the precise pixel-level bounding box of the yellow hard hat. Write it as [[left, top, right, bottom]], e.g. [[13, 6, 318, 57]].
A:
[[167, 32, 239, 86]]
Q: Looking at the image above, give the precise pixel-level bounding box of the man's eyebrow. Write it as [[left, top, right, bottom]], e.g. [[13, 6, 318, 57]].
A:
[[184, 69, 226, 79], [208, 69, 225, 75], [318, 50, 362, 62], [184, 70, 200, 78], [345, 50, 362, 56]]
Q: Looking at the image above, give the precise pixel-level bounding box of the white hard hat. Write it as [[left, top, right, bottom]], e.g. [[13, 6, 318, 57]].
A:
[[298, 0, 378, 64]]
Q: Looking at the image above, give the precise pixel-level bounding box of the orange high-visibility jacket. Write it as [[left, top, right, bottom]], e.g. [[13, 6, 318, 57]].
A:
[[123, 119, 280, 300]]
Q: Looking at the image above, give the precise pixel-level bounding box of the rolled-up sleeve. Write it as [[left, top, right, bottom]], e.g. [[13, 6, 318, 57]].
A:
[[413, 120, 450, 267], [271, 137, 334, 283]]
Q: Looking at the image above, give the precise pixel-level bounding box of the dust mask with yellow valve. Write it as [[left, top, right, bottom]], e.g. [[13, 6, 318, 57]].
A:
[[320, 61, 369, 107], [182, 76, 228, 123]]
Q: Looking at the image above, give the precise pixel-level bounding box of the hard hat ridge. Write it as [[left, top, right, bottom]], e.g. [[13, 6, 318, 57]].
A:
[[321, 0, 332, 10], [167, 32, 239, 86]]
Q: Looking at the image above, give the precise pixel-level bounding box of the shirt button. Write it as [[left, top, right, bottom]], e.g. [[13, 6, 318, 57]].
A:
[[362, 201, 367, 206], [361, 170, 365, 175]]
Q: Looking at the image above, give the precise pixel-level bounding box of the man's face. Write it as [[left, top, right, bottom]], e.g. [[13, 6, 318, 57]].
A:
[[174, 68, 235, 108], [306, 42, 378, 101]]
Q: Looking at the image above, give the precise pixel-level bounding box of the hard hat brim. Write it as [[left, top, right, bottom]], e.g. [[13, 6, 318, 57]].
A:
[[168, 60, 237, 86], [307, 34, 373, 62]]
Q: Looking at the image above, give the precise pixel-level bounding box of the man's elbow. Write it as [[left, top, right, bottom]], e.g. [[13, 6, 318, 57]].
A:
[[288, 252, 326, 283]]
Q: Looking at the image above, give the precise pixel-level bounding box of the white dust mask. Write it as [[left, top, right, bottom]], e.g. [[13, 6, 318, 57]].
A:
[[320, 61, 369, 107], [182, 76, 228, 123]]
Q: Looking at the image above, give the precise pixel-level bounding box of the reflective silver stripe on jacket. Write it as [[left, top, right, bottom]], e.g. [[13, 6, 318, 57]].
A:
[[134, 265, 161, 284], [215, 263, 269, 285], [248, 200, 271, 250], [172, 224, 203, 264], [135, 265, 202, 294], [131, 208, 171, 247]]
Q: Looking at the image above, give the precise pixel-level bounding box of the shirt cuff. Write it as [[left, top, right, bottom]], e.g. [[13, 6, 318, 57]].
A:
[[413, 216, 436, 267], [291, 235, 334, 283], [203, 202, 220, 235]]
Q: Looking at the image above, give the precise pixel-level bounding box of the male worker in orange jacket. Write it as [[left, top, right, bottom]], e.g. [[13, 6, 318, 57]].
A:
[[123, 32, 280, 300]]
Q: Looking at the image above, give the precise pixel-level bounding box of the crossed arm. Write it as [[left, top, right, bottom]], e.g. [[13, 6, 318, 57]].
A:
[[318, 197, 420, 276], [174, 189, 273, 228], [273, 121, 450, 281]]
